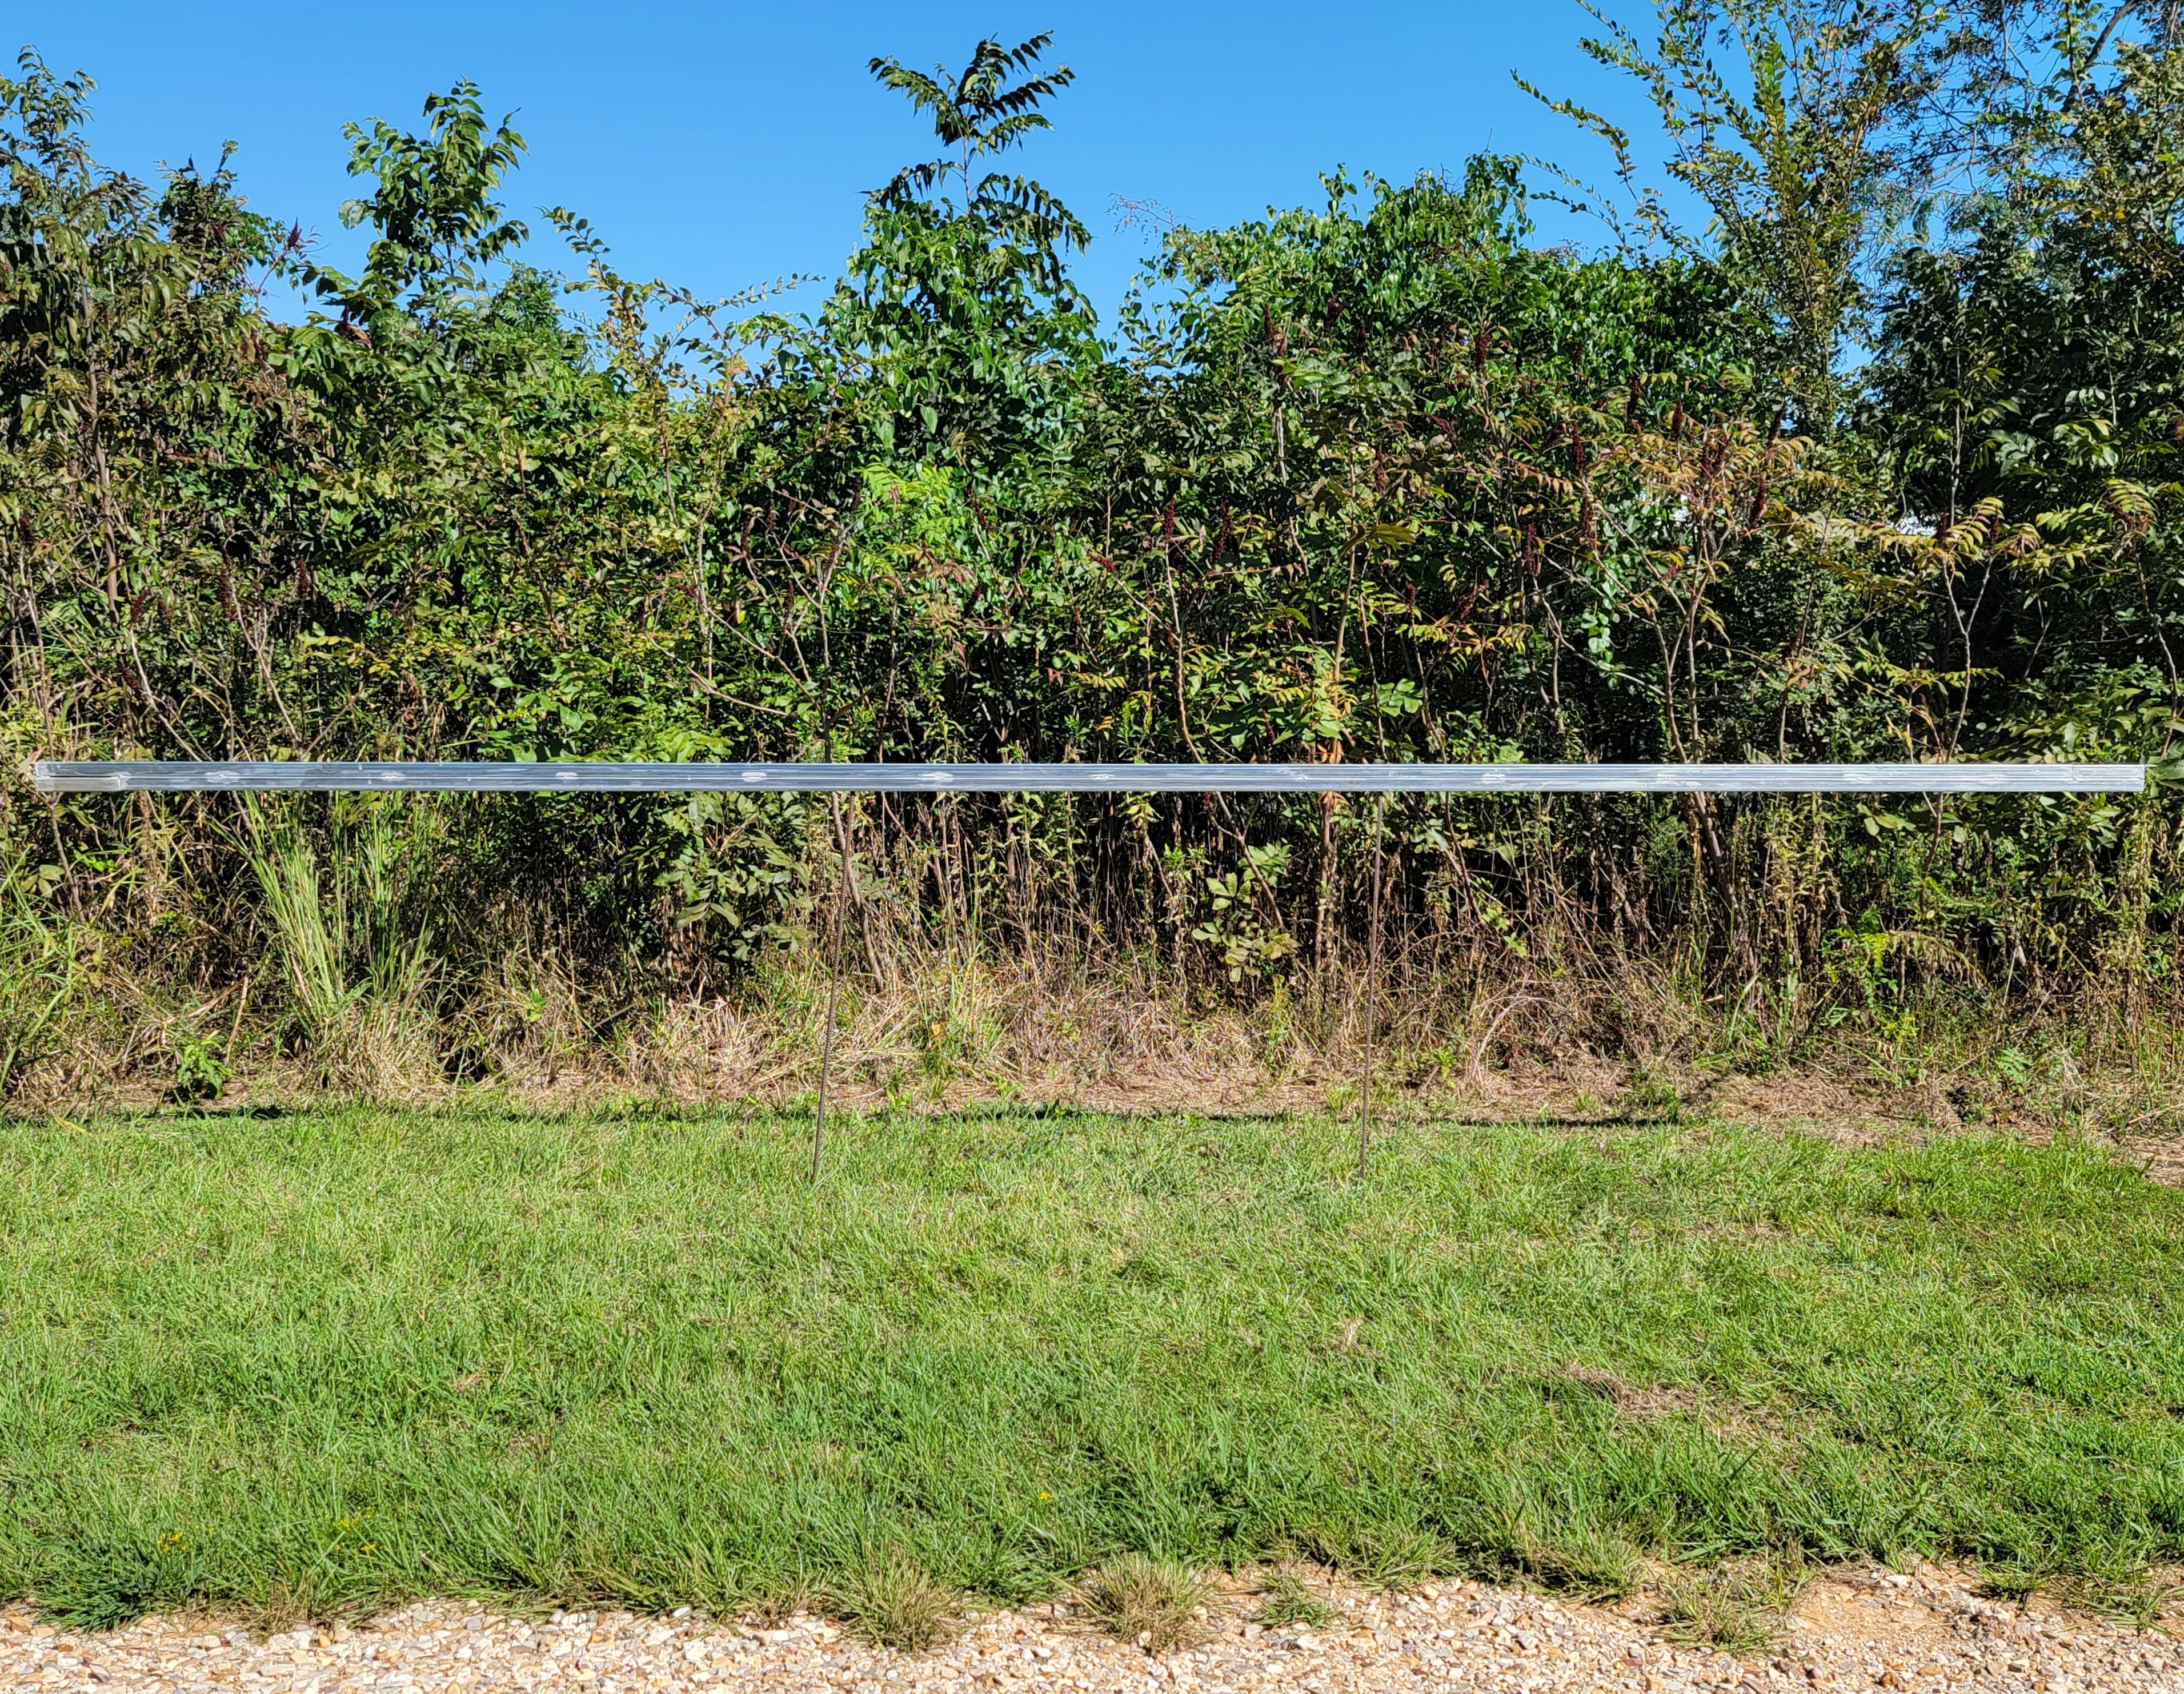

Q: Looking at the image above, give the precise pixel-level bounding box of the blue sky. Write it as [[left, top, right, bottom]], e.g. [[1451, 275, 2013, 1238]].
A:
[[11, 2, 1663, 321]]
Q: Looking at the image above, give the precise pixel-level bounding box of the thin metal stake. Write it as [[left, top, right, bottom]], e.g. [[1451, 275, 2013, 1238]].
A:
[[1360, 792, 1386, 1177], [812, 793, 852, 1182]]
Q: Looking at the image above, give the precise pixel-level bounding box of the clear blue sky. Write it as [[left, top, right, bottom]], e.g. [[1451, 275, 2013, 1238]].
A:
[[10, 1, 1663, 321]]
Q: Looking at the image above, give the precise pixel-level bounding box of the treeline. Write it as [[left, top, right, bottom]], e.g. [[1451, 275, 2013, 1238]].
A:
[[5, 3, 2184, 1098]]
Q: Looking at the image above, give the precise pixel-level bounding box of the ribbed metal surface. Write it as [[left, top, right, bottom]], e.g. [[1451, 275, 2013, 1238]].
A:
[[29, 760, 2148, 794]]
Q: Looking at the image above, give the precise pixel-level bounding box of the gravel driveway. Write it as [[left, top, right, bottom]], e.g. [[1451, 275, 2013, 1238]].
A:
[[2, 1564, 2175, 1693]]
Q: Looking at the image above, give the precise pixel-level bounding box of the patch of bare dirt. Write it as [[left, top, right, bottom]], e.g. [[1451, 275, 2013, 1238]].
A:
[[1565, 1362, 1706, 1418], [2121, 1135, 2184, 1188]]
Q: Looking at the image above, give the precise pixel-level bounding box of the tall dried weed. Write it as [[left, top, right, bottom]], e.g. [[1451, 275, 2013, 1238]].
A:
[[1079, 1553, 1219, 1652]]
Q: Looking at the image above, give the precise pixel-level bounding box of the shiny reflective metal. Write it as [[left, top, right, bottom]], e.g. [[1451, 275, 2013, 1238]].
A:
[[28, 760, 2149, 794]]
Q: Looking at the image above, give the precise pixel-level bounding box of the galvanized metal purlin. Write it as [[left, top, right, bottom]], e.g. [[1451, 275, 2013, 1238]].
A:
[[30, 760, 2149, 794]]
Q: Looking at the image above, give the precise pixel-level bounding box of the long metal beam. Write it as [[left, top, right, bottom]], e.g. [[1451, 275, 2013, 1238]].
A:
[[29, 760, 2147, 794]]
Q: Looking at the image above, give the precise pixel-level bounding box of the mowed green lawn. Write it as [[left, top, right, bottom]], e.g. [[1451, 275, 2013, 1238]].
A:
[[2, 1105, 2181, 1626]]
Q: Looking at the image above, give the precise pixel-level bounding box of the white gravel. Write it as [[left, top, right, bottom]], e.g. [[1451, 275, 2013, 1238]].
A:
[[2, 1564, 2175, 1693]]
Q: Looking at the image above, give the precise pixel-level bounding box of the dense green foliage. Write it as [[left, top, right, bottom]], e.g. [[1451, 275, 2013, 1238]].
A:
[[4, 1106, 2179, 1620], [7, 3, 2184, 1086]]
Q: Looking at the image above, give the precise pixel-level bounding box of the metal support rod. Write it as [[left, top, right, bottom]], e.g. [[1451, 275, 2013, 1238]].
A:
[[1360, 793, 1385, 1177], [812, 794, 852, 1182]]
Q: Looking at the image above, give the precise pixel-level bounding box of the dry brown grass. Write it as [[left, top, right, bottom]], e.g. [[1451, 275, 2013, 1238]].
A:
[[1653, 1549, 1812, 1651], [1077, 1555, 1220, 1652], [16, 920, 2184, 1168], [828, 1550, 959, 1652], [1253, 1571, 1337, 1628]]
